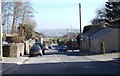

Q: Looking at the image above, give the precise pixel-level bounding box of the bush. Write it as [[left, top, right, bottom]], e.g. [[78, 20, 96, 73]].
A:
[[11, 36, 23, 43], [2, 34, 6, 41]]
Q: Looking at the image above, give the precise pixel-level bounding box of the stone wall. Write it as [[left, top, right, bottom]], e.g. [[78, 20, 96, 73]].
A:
[[3, 43, 19, 57], [2, 39, 36, 57], [90, 29, 119, 53]]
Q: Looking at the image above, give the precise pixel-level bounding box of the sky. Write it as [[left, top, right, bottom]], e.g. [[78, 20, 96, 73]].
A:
[[31, 0, 108, 32]]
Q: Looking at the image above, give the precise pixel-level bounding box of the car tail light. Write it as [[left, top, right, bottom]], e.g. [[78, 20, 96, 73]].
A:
[[38, 50, 41, 52]]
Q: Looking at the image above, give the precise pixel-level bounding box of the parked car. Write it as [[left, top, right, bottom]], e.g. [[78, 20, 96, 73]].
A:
[[48, 46, 52, 49], [111, 50, 120, 53], [58, 45, 68, 52], [35, 42, 46, 55], [35, 42, 43, 48], [51, 45, 59, 50], [45, 46, 49, 50], [29, 44, 43, 57]]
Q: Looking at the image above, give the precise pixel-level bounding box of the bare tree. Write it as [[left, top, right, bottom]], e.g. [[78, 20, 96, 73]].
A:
[[11, 1, 34, 34], [2, 1, 35, 35], [2, 2, 13, 33], [11, 1, 23, 34], [23, 20, 36, 40], [21, 2, 34, 24]]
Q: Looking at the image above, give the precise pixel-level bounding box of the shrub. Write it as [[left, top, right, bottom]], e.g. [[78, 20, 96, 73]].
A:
[[11, 35, 23, 43], [2, 34, 6, 41]]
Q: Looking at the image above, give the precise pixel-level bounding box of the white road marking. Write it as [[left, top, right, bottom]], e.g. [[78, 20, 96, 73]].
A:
[[50, 61, 59, 62], [41, 58, 46, 59], [51, 50, 66, 67], [70, 56, 75, 58], [1, 64, 15, 73], [5, 66, 19, 74]]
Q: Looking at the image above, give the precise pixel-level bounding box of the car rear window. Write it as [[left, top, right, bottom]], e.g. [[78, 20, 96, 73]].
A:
[[31, 44, 41, 52]]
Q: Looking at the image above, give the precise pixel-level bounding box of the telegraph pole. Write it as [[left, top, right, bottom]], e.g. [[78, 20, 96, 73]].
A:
[[71, 25, 72, 33], [79, 3, 82, 51], [67, 28, 68, 40], [79, 3, 81, 35]]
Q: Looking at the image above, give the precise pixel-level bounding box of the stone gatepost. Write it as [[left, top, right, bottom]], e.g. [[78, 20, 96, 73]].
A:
[[16, 43, 24, 56], [0, 0, 2, 61], [24, 41, 30, 54]]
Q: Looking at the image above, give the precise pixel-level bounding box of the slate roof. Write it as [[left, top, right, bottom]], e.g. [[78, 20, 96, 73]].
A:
[[90, 28, 118, 39], [82, 27, 103, 36]]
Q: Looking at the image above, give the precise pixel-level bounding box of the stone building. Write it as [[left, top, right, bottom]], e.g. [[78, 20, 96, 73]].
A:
[[82, 28, 120, 53], [32, 31, 44, 44]]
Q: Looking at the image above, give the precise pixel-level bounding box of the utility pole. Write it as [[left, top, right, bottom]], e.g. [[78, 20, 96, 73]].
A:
[[67, 28, 68, 40], [79, 3, 82, 51], [67, 28, 68, 34], [71, 25, 74, 52], [71, 25, 72, 33]]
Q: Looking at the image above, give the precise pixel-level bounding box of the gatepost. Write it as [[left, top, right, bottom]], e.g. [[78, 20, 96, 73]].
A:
[[0, 0, 3, 61]]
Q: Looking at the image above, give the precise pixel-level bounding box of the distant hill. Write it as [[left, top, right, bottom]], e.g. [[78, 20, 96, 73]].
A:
[[37, 29, 80, 37]]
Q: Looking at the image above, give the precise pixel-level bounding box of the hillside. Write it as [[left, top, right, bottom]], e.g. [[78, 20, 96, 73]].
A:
[[37, 29, 80, 37]]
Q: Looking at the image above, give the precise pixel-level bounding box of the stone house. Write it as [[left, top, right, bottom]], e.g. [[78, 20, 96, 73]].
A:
[[89, 28, 120, 53], [32, 31, 44, 44], [82, 28, 103, 51], [82, 27, 120, 53]]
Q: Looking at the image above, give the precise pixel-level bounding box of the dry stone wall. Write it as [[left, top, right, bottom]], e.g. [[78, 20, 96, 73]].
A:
[[3, 43, 19, 57], [2, 39, 36, 57]]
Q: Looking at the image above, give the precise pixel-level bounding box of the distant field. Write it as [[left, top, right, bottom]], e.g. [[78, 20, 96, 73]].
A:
[[38, 29, 80, 37]]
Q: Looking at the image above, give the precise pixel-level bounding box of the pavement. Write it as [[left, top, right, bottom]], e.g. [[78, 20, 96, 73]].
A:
[[86, 53, 120, 65], [0, 56, 28, 74], [71, 50, 119, 64], [0, 52, 119, 74]]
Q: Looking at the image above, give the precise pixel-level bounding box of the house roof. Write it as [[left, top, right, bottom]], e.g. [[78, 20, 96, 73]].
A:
[[33, 31, 44, 38], [90, 28, 117, 39], [83, 27, 103, 36]]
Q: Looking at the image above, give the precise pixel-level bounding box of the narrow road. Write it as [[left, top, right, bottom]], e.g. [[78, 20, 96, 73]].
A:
[[5, 50, 119, 74]]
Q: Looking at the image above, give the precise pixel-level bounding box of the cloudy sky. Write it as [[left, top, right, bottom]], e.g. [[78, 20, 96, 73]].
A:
[[31, 0, 108, 31]]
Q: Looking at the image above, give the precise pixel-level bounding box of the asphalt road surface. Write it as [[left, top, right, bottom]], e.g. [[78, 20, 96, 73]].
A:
[[5, 50, 119, 74]]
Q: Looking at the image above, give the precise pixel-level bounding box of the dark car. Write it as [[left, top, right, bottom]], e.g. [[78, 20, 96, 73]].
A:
[[35, 42, 46, 55], [29, 44, 43, 57], [58, 45, 68, 52], [35, 42, 43, 48], [48, 46, 52, 49]]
